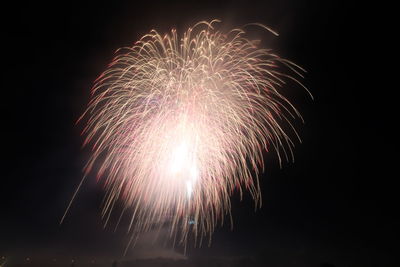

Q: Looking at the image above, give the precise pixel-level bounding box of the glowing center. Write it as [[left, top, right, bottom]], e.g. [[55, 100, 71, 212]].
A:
[[169, 141, 199, 198]]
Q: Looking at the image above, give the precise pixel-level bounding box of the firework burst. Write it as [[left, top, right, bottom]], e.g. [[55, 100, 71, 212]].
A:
[[63, 19, 310, 251]]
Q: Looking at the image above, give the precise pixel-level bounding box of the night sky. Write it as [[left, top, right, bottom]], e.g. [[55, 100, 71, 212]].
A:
[[1, 1, 395, 266]]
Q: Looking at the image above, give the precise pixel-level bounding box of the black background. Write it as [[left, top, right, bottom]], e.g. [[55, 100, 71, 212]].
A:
[[1, 1, 395, 266]]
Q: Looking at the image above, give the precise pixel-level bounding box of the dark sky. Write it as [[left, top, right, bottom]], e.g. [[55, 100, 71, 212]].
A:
[[1, 1, 395, 266]]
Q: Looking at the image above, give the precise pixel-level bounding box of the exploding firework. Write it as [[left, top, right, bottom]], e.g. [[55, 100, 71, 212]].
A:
[[63, 19, 310, 251]]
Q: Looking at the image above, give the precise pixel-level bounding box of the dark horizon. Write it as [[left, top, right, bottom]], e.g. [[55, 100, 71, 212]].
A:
[[1, 1, 394, 267]]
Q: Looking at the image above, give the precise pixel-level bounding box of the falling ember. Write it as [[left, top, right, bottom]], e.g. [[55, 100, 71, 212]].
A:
[[62, 19, 311, 251]]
